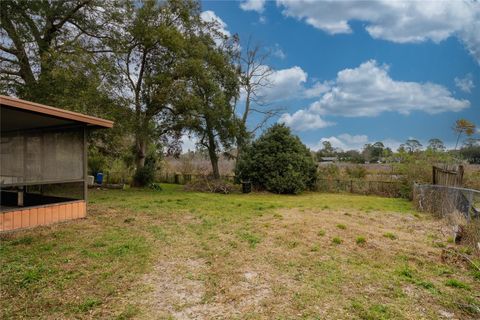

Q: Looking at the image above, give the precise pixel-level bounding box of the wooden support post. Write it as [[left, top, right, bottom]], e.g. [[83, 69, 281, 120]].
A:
[[458, 165, 464, 186], [83, 127, 88, 202], [17, 187, 24, 206]]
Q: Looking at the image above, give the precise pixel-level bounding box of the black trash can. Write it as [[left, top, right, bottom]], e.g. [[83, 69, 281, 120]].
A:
[[241, 181, 252, 194]]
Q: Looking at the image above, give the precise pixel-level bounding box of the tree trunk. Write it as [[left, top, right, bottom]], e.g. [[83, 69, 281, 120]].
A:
[[236, 85, 251, 160], [132, 91, 146, 185], [206, 126, 220, 179], [133, 135, 147, 186], [454, 133, 462, 150], [208, 146, 220, 179], [135, 138, 146, 169]]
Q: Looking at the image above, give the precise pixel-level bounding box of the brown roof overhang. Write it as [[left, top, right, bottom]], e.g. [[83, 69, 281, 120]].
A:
[[0, 95, 114, 128]]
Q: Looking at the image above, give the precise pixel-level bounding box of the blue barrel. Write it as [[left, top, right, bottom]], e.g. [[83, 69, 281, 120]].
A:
[[96, 172, 104, 184]]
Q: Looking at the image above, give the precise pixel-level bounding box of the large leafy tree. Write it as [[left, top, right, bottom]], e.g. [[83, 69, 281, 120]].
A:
[[362, 142, 386, 162], [404, 139, 422, 153], [181, 32, 242, 179], [0, 0, 116, 105], [236, 124, 317, 194], [108, 0, 202, 185], [427, 138, 445, 152], [316, 141, 336, 159]]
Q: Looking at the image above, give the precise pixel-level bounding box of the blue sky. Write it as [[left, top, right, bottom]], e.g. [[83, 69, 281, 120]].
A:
[[196, 0, 479, 151]]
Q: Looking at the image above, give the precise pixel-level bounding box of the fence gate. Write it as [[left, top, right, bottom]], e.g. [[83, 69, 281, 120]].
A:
[[432, 165, 464, 187]]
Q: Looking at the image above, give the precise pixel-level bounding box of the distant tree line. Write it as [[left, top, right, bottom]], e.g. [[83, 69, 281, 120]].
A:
[[316, 119, 479, 164]]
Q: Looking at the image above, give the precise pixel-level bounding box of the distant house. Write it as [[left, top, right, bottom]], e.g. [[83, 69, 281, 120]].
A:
[[1, 95, 113, 232], [319, 156, 338, 164]]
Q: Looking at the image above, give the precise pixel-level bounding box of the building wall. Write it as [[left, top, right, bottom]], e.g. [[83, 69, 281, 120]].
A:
[[0, 200, 86, 232]]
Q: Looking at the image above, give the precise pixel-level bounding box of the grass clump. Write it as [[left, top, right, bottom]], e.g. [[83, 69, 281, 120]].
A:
[[332, 237, 343, 245], [336, 224, 346, 230], [317, 229, 326, 237], [116, 305, 140, 320], [398, 265, 413, 279], [472, 270, 480, 281], [398, 265, 437, 293], [351, 301, 395, 320], [445, 279, 470, 290], [356, 236, 366, 245], [77, 297, 102, 312], [239, 231, 261, 248], [11, 236, 34, 246], [383, 232, 397, 240]]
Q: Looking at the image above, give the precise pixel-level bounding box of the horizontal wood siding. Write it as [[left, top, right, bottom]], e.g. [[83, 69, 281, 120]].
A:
[[0, 200, 86, 232]]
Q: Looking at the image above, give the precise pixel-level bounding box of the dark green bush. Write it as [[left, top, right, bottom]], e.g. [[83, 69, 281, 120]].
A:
[[133, 156, 156, 187], [235, 124, 317, 194]]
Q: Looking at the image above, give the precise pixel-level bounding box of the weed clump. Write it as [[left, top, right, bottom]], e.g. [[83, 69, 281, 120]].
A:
[[383, 232, 397, 240], [445, 279, 470, 290], [332, 237, 342, 245], [77, 297, 101, 312], [356, 236, 366, 245], [239, 231, 261, 248]]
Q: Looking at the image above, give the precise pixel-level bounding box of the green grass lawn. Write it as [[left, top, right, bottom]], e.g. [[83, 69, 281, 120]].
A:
[[1, 184, 479, 319]]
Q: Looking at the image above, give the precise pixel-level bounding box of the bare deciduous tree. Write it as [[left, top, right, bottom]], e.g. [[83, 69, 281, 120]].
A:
[[236, 38, 283, 155]]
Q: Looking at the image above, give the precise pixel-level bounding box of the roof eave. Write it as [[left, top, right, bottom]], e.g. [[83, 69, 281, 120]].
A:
[[0, 95, 114, 128]]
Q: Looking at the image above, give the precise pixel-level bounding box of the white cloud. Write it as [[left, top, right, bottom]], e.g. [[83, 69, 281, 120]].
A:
[[279, 110, 333, 131], [277, 0, 480, 64], [200, 10, 230, 38], [240, 0, 266, 13], [313, 60, 469, 117], [303, 81, 331, 98], [257, 66, 308, 102], [455, 73, 475, 93], [280, 60, 470, 131], [316, 134, 369, 151], [382, 139, 404, 152], [309, 134, 403, 151], [240, 65, 330, 104], [272, 43, 286, 59]]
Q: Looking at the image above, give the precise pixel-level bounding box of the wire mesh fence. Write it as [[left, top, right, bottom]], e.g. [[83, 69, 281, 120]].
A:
[[315, 179, 403, 198], [413, 184, 480, 221], [157, 173, 404, 197]]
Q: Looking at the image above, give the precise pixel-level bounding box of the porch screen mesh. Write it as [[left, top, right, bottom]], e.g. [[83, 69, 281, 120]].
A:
[[1, 128, 84, 185]]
